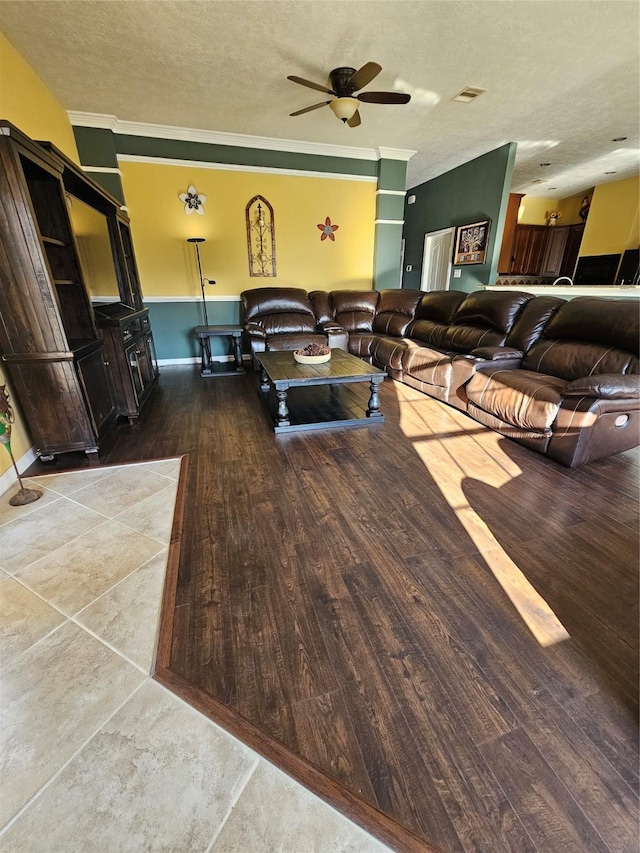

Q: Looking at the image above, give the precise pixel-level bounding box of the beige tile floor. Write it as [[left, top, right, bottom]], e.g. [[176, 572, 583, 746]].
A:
[[0, 460, 392, 853]]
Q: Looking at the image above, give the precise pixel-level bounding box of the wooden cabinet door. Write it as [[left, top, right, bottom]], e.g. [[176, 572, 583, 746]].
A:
[[509, 225, 548, 275], [540, 226, 569, 277], [560, 224, 585, 277], [76, 345, 116, 436]]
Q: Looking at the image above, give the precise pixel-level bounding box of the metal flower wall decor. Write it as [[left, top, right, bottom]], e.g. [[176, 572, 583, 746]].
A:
[[179, 185, 207, 215], [317, 217, 339, 241]]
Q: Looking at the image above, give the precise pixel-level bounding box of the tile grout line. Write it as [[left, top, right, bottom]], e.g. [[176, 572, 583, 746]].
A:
[[203, 756, 262, 853], [2, 548, 168, 675], [0, 679, 148, 838]]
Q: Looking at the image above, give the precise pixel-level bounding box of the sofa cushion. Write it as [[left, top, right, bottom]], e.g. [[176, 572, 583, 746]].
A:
[[402, 342, 453, 389], [372, 290, 422, 337], [369, 336, 408, 371], [308, 290, 333, 324], [561, 374, 640, 399], [523, 339, 638, 381], [523, 296, 640, 380], [505, 295, 566, 353], [331, 290, 379, 333], [242, 287, 316, 322], [466, 368, 566, 432], [407, 291, 467, 347], [440, 291, 532, 353]]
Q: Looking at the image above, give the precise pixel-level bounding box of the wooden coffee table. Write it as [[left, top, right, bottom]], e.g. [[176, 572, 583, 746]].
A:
[[256, 349, 385, 433]]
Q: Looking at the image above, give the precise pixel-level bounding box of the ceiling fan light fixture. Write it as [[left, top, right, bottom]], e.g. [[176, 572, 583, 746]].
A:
[[329, 97, 360, 122]]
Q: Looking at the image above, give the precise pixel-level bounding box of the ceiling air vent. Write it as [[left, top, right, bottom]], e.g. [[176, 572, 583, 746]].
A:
[[452, 86, 486, 103]]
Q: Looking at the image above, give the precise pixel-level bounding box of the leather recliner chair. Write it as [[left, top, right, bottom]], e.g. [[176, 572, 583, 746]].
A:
[[241, 287, 331, 368]]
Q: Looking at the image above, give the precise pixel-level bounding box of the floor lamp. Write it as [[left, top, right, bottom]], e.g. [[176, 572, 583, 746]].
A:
[[187, 237, 216, 326]]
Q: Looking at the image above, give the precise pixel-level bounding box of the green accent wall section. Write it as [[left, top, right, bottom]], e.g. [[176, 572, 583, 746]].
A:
[[401, 143, 517, 293], [373, 158, 408, 290], [373, 224, 404, 291], [85, 171, 125, 204], [145, 300, 242, 360], [377, 159, 408, 191], [73, 126, 119, 168], [376, 193, 405, 220], [73, 126, 125, 203], [115, 134, 378, 178]]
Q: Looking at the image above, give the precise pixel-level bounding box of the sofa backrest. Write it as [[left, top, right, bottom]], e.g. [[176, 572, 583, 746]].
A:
[[330, 290, 380, 333], [308, 290, 332, 324], [522, 296, 640, 379], [372, 289, 423, 337], [241, 287, 317, 335], [406, 290, 467, 346], [505, 295, 566, 353], [440, 291, 532, 353]]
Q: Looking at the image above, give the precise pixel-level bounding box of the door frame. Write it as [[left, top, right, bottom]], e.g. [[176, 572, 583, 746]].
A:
[[420, 227, 455, 291]]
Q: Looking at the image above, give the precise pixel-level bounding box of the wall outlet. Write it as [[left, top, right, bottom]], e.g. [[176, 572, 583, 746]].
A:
[[453, 269, 462, 278]]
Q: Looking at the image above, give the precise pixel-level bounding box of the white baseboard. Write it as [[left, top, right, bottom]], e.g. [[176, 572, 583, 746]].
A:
[[0, 445, 38, 494]]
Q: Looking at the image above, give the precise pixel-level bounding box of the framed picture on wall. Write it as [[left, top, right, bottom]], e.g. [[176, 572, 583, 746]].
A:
[[453, 219, 491, 265]]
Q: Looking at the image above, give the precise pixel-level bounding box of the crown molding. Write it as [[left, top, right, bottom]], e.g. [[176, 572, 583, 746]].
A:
[[68, 111, 416, 162], [376, 147, 417, 161]]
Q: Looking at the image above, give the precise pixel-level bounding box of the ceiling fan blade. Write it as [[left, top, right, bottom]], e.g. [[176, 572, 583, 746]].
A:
[[347, 62, 382, 92], [287, 75, 334, 95], [347, 110, 361, 128], [289, 101, 331, 117], [357, 91, 411, 105]]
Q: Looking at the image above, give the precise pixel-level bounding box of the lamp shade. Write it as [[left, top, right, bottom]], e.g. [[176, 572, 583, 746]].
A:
[[329, 97, 359, 122]]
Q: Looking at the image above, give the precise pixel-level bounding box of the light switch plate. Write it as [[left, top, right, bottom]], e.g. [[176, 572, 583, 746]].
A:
[[453, 269, 462, 278]]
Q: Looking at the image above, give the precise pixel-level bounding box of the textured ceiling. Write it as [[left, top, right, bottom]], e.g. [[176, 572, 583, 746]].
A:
[[1, 0, 638, 196]]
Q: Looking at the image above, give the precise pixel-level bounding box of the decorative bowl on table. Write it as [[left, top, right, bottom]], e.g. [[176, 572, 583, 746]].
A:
[[293, 343, 331, 364]]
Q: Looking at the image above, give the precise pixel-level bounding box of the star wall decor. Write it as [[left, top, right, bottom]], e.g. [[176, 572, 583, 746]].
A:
[[317, 216, 339, 241], [179, 185, 207, 215]]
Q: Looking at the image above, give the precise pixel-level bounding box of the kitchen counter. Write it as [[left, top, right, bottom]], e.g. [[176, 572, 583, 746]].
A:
[[484, 285, 640, 299]]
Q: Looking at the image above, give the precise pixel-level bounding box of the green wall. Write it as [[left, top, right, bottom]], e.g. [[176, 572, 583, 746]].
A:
[[402, 143, 516, 293]]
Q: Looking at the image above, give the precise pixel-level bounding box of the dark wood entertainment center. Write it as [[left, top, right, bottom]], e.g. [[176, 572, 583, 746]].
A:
[[0, 121, 158, 461]]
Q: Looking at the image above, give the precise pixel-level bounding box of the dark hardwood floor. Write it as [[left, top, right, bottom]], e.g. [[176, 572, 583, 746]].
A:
[[25, 365, 640, 853]]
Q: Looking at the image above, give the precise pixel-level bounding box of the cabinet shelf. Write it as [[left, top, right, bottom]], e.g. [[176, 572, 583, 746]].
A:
[[54, 279, 76, 285], [41, 236, 67, 247]]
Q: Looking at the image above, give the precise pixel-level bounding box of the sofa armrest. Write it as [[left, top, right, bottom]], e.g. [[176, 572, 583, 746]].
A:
[[244, 322, 267, 341], [470, 346, 524, 361], [561, 374, 640, 400]]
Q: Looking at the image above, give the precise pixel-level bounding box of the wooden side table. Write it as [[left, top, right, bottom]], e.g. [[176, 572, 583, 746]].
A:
[[195, 325, 245, 377]]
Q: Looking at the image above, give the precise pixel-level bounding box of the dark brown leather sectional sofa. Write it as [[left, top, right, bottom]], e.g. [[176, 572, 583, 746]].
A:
[[241, 286, 640, 467]]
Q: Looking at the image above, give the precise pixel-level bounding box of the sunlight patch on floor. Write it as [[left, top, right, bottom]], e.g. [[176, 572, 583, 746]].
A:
[[400, 406, 570, 648]]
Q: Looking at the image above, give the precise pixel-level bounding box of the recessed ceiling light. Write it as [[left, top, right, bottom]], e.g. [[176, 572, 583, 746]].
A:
[[612, 137, 627, 141], [540, 162, 551, 166], [452, 86, 486, 103]]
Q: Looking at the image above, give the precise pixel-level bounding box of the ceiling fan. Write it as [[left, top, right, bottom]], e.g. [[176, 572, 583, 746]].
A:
[[287, 62, 410, 127]]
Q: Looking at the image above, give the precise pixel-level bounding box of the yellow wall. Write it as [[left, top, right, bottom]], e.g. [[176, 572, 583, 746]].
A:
[[518, 196, 558, 225], [0, 31, 79, 477], [119, 161, 376, 298], [580, 175, 640, 256], [558, 190, 592, 226], [0, 31, 78, 162]]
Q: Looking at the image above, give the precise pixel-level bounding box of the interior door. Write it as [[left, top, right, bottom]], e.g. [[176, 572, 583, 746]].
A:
[[421, 228, 455, 291]]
